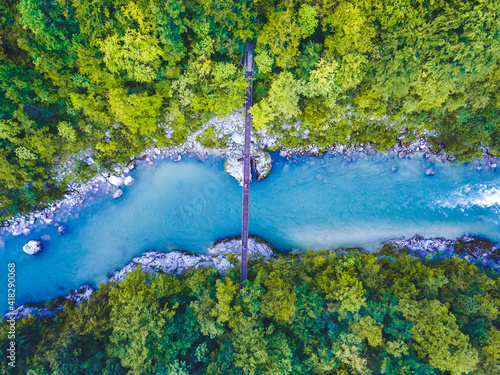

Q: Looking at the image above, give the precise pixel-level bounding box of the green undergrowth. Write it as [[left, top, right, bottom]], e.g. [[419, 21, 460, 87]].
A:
[[2, 249, 499, 374], [2, 0, 500, 220]]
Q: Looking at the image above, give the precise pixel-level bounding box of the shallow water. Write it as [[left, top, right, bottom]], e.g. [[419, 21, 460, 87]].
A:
[[1, 152, 500, 313]]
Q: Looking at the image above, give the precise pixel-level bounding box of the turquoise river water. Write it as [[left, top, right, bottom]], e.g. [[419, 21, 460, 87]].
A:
[[1, 151, 500, 313]]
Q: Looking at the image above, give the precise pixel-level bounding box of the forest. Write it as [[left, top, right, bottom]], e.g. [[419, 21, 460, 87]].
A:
[[1, 0, 500, 218], [1, 248, 499, 374]]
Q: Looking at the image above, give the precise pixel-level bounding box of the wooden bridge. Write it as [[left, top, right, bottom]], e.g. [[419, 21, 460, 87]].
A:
[[241, 42, 254, 285]]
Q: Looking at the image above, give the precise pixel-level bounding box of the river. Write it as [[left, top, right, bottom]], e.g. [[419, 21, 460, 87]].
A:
[[1, 151, 499, 313]]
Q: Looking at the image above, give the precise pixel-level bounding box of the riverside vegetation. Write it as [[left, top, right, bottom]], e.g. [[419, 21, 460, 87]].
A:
[[1, 0, 500, 218], [1, 248, 499, 374]]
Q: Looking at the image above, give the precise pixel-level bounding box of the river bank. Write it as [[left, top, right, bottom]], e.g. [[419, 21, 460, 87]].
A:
[[2, 110, 499, 238], [4, 234, 499, 320], [4, 237, 275, 319]]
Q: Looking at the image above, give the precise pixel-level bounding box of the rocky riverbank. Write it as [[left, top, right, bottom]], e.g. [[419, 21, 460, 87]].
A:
[[384, 235, 500, 270], [4, 237, 274, 320], [4, 284, 94, 320], [1, 110, 498, 238], [5, 234, 500, 320]]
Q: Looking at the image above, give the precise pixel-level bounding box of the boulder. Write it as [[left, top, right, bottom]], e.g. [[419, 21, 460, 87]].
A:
[[224, 156, 246, 186], [64, 284, 94, 304], [108, 237, 275, 282], [57, 225, 67, 235], [108, 175, 124, 186], [23, 240, 42, 255], [209, 237, 274, 258], [252, 152, 273, 181], [425, 168, 435, 176], [385, 236, 453, 254], [123, 176, 134, 186], [5, 305, 55, 320], [231, 132, 244, 145], [108, 251, 213, 282], [112, 189, 123, 199]]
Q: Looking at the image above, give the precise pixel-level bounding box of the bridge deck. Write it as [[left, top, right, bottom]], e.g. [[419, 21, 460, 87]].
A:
[[241, 42, 254, 285]]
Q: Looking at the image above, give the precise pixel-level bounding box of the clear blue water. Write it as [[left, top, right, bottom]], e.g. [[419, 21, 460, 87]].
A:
[[1, 152, 500, 313]]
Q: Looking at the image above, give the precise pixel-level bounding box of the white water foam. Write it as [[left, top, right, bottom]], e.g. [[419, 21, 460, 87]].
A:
[[436, 184, 500, 212]]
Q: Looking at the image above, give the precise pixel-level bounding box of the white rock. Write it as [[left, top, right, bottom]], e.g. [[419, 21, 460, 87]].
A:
[[65, 284, 94, 304], [109, 237, 274, 282], [109, 251, 213, 282], [112, 189, 123, 199], [23, 240, 42, 255], [425, 168, 435, 176], [124, 176, 134, 186], [209, 238, 274, 258], [231, 132, 244, 145], [109, 175, 124, 186], [224, 156, 247, 186], [253, 152, 272, 181], [386, 236, 453, 253], [213, 257, 233, 273], [5, 305, 55, 320]]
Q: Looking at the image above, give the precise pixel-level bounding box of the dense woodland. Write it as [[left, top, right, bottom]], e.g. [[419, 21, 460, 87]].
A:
[[1, 0, 500, 218], [1, 249, 499, 374]]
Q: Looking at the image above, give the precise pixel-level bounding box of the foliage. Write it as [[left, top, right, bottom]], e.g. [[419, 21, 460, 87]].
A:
[[2, 0, 500, 218], [2, 250, 499, 374]]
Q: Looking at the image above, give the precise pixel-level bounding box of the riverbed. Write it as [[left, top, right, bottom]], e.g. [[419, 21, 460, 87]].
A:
[[1, 151, 499, 313]]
